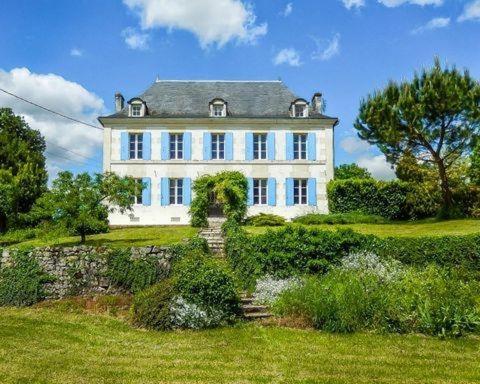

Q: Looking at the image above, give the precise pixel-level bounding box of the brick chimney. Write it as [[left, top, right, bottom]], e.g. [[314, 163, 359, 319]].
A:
[[311, 93, 323, 113], [115, 92, 125, 112]]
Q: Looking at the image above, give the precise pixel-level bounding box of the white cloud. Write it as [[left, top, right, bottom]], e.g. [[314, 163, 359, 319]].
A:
[[411, 17, 450, 34], [312, 33, 340, 61], [458, 0, 480, 22], [122, 27, 150, 50], [340, 136, 371, 154], [357, 155, 396, 180], [273, 48, 302, 67], [282, 3, 293, 16], [378, 0, 443, 7], [342, 0, 365, 10], [70, 48, 83, 57], [0, 68, 105, 178], [123, 0, 267, 49]]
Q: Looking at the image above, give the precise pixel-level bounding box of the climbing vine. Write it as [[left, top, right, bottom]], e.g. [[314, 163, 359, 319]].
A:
[[190, 171, 248, 227]]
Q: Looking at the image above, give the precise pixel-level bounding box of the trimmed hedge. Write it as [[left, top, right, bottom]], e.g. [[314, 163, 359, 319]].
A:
[[246, 213, 286, 227]]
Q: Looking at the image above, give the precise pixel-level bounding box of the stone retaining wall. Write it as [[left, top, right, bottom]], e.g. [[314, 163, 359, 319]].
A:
[[0, 246, 173, 299]]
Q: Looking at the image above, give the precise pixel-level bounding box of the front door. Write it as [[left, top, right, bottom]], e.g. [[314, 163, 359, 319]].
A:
[[207, 191, 224, 218]]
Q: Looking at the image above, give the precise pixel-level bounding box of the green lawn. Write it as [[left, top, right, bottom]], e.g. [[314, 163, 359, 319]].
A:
[[2, 226, 198, 248], [0, 307, 479, 383], [247, 219, 480, 237]]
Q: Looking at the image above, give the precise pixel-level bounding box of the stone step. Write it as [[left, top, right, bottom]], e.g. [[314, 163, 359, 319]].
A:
[[244, 312, 272, 320], [242, 304, 268, 313]]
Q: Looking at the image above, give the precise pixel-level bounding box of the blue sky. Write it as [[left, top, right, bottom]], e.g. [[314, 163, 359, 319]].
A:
[[0, 0, 479, 179]]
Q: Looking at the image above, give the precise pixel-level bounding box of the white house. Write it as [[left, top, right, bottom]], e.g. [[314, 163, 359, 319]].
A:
[[98, 80, 338, 225]]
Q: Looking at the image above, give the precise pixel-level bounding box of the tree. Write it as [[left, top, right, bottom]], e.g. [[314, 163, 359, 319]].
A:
[[470, 140, 480, 185], [0, 108, 47, 230], [354, 59, 480, 217], [334, 163, 372, 180], [34, 172, 137, 243]]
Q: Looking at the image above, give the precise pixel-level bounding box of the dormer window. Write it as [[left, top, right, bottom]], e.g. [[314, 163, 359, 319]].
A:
[[128, 97, 147, 117], [131, 104, 142, 117], [291, 99, 309, 118], [209, 98, 227, 117]]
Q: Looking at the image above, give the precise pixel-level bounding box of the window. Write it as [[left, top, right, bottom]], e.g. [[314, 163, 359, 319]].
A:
[[293, 133, 307, 160], [133, 179, 143, 205], [294, 103, 307, 118], [131, 104, 142, 117], [169, 133, 183, 159], [253, 133, 267, 160], [213, 104, 224, 117], [293, 179, 308, 205], [129, 133, 143, 159], [253, 179, 268, 205], [211, 133, 225, 160], [210, 100, 226, 117], [169, 178, 183, 205]]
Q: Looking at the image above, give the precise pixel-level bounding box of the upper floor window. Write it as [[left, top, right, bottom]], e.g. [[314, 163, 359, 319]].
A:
[[293, 179, 308, 205], [253, 179, 268, 205], [128, 97, 146, 117], [169, 133, 183, 160], [253, 133, 267, 160], [129, 133, 143, 159], [133, 179, 143, 204], [169, 178, 183, 205], [293, 133, 307, 160], [211, 133, 225, 160], [291, 99, 309, 118], [131, 104, 142, 117], [210, 98, 227, 117]]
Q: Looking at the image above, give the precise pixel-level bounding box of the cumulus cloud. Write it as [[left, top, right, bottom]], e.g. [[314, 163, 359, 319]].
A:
[[122, 27, 150, 50], [0, 68, 105, 178], [357, 155, 396, 180], [342, 0, 365, 9], [273, 48, 302, 67], [123, 0, 267, 49], [378, 0, 443, 7], [340, 136, 371, 154], [411, 17, 450, 34], [282, 3, 293, 16], [312, 33, 340, 61], [70, 48, 83, 57], [458, 0, 480, 22]]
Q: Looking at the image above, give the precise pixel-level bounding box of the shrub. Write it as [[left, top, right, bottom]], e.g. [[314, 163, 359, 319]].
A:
[[130, 279, 175, 331], [0, 228, 37, 246], [246, 213, 286, 227], [0, 250, 52, 306], [293, 212, 386, 225], [252, 275, 300, 305], [170, 296, 225, 329]]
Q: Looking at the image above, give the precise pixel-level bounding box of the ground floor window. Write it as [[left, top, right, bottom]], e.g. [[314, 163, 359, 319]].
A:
[[133, 179, 143, 205], [169, 178, 183, 205], [293, 179, 307, 205], [253, 178, 268, 205]]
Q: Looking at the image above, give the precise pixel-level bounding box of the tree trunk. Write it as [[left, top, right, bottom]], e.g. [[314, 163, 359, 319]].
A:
[[0, 214, 6, 234], [435, 158, 455, 218], [80, 232, 86, 244]]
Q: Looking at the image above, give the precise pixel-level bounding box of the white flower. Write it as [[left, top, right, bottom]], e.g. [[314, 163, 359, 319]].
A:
[[340, 251, 403, 281], [253, 275, 301, 305], [169, 296, 225, 329]]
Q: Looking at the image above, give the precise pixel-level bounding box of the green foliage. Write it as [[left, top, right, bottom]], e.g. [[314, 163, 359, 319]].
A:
[[355, 59, 480, 215], [190, 171, 248, 227], [334, 163, 372, 180], [33, 171, 137, 243], [293, 212, 386, 225], [0, 250, 52, 306], [470, 141, 480, 185], [130, 279, 175, 331], [0, 108, 48, 232], [246, 213, 286, 227]]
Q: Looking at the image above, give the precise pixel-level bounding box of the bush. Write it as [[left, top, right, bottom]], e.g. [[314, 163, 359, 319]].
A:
[[246, 213, 286, 227], [0, 250, 52, 306], [130, 279, 175, 331], [293, 213, 386, 225]]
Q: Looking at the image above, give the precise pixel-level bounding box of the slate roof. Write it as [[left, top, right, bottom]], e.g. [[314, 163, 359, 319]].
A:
[[101, 80, 336, 120]]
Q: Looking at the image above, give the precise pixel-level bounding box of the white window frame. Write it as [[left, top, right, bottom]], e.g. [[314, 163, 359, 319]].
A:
[[253, 179, 268, 205], [169, 133, 184, 160], [129, 133, 143, 160], [211, 133, 225, 160], [133, 179, 143, 205], [169, 178, 183, 205], [293, 179, 308, 205], [293, 133, 307, 160], [253, 133, 267, 160], [210, 102, 226, 117], [293, 103, 308, 118]]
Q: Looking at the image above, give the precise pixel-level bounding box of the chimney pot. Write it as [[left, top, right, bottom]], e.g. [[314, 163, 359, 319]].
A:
[[115, 92, 125, 112], [312, 93, 323, 113]]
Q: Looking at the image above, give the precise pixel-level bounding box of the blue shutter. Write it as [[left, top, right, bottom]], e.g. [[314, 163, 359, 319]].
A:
[[308, 178, 317, 206], [142, 177, 151, 206], [268, 178, 276, 206], [183, 132, 192, 160], [121, 132, 129, 160], [247, 178, 254, 206], [143, 132, 151, 160], [183, 177, 192, 206], [285, 178, 294, 206], [203, 132, 212, 160], [267, 132, 275, 160], [286, 133, 294, 160], [307, 132, 316, 161], [245, 132, 254, 160], [160, 177, 169, 206], [161, 132, 170, 160], [225, 132, 234, 160]]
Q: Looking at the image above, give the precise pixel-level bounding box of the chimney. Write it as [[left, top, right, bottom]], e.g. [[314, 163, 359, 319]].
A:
[[311, 93, 323, 113], [115, 92, 125, 112]]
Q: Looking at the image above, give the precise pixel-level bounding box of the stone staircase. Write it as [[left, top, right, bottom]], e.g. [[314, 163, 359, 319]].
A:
[[199, 218, 226, 255], [240, 294, 272, 320]]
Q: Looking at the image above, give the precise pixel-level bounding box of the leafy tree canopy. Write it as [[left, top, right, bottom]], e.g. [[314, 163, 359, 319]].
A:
[[335, 163, 372, 180], [355, 59, 480, 217], [470, 140, 480, 185]]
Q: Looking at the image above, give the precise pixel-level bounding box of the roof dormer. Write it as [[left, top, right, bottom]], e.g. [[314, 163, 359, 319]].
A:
[[128, 97, 147, 117], [290, 98, 309, 118], [209, 98, 227, 117]]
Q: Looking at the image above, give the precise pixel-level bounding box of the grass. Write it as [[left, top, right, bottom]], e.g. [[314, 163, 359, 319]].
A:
[[0, 306, 479, 383], [246, 218, 480, 237], [1, 226, 198, 248]]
